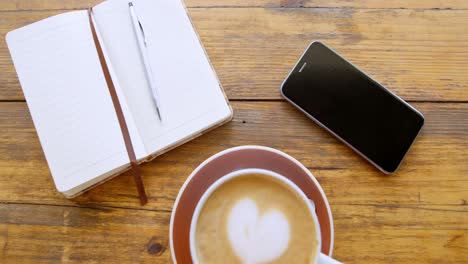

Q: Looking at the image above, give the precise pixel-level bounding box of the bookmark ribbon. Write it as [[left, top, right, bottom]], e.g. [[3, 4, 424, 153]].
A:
[[87, 9, 148, 205]]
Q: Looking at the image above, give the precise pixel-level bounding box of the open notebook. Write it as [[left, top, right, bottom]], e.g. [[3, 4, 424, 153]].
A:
[[6, 0, 232, 198]]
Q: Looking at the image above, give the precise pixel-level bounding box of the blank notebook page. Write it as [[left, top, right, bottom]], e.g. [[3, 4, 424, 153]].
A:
[[93, 0, 232, 154], [6, 11, 134, 193]]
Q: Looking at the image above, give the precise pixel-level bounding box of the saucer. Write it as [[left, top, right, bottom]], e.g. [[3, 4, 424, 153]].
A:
[[169, 146, 334, 263]]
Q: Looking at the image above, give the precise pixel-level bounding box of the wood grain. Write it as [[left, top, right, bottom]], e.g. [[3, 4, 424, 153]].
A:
[[0, 102, 466, 210], [1, 202, 466, 263], [0, 0, 467, 263], [1, 8, 468, 101], [0, 203, 172, 263], [1, 0, 468, 10]]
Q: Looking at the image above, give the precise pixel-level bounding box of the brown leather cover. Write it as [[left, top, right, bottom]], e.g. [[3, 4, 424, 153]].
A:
[[87, 9, 147, 205]]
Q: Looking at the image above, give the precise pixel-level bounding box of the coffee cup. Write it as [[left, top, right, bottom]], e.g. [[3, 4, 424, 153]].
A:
[[189, 168, 341, 264]]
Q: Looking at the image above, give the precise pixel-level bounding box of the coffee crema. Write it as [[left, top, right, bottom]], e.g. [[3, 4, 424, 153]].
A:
[[194, 173, 319, 264]]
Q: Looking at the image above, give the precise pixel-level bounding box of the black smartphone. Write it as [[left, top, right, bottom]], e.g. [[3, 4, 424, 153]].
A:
[[281, 41, 424, 173]]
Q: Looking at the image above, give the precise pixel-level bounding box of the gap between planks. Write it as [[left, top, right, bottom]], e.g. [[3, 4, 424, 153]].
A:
[[1, 6, 468, 13], [0, 200, 172, 213], [0, 200, 465, 215], [0, 99, 467, 103]]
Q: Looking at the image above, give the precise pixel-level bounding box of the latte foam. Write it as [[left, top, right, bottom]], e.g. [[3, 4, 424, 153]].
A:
[[227, 198, 290, 264], [194, 173, 319, 264]]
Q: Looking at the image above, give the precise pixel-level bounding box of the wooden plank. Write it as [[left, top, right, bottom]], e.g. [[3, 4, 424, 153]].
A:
[[1, 8, 467, 101], [0, 101, 466, 210], [332, 204, 468, 262], [334, 229, 467, 263], [193, 0, 468, 9], [1, 0, 468, 11], [0, 203, 172, 263], [0, 202, 466, 263], [193, 8, 468, 101]]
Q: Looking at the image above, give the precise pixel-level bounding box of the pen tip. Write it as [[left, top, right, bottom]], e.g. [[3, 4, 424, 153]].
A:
[[128, 2, 133, 7]]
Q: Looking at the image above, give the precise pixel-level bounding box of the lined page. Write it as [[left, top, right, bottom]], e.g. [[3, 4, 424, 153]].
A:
[[93, 0, 232, 154], [6, 10, 142, 194]]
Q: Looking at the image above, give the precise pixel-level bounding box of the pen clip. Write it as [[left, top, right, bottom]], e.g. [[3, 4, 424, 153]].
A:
[[137, 19, 147, 46]]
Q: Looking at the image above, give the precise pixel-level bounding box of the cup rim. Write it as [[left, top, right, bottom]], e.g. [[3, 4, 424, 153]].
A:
[[169, 145, 335, 263], [189, 168, 322, 264]]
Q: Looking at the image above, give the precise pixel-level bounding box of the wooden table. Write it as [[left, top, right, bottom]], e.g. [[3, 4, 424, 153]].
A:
[[1, 0, 467, 263]]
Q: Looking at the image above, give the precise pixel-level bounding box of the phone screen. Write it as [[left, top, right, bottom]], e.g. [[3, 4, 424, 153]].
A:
[[281, 42, 424, 173]]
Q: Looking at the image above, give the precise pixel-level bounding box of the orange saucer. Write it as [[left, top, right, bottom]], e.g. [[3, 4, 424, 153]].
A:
[[170, 146, 334, 263]]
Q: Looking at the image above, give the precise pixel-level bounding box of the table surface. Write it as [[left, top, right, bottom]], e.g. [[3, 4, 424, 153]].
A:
[[1, 0, 467, 263]]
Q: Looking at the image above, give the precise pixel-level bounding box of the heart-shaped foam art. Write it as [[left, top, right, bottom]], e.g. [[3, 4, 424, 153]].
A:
[[227, 198, 290, 264]]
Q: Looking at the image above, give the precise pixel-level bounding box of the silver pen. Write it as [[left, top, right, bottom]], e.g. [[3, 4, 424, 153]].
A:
[[129, 2, 162, 121]]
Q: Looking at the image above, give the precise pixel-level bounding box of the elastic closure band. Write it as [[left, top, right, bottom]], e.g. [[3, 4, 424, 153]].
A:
[[88, 8, 148, 205]]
